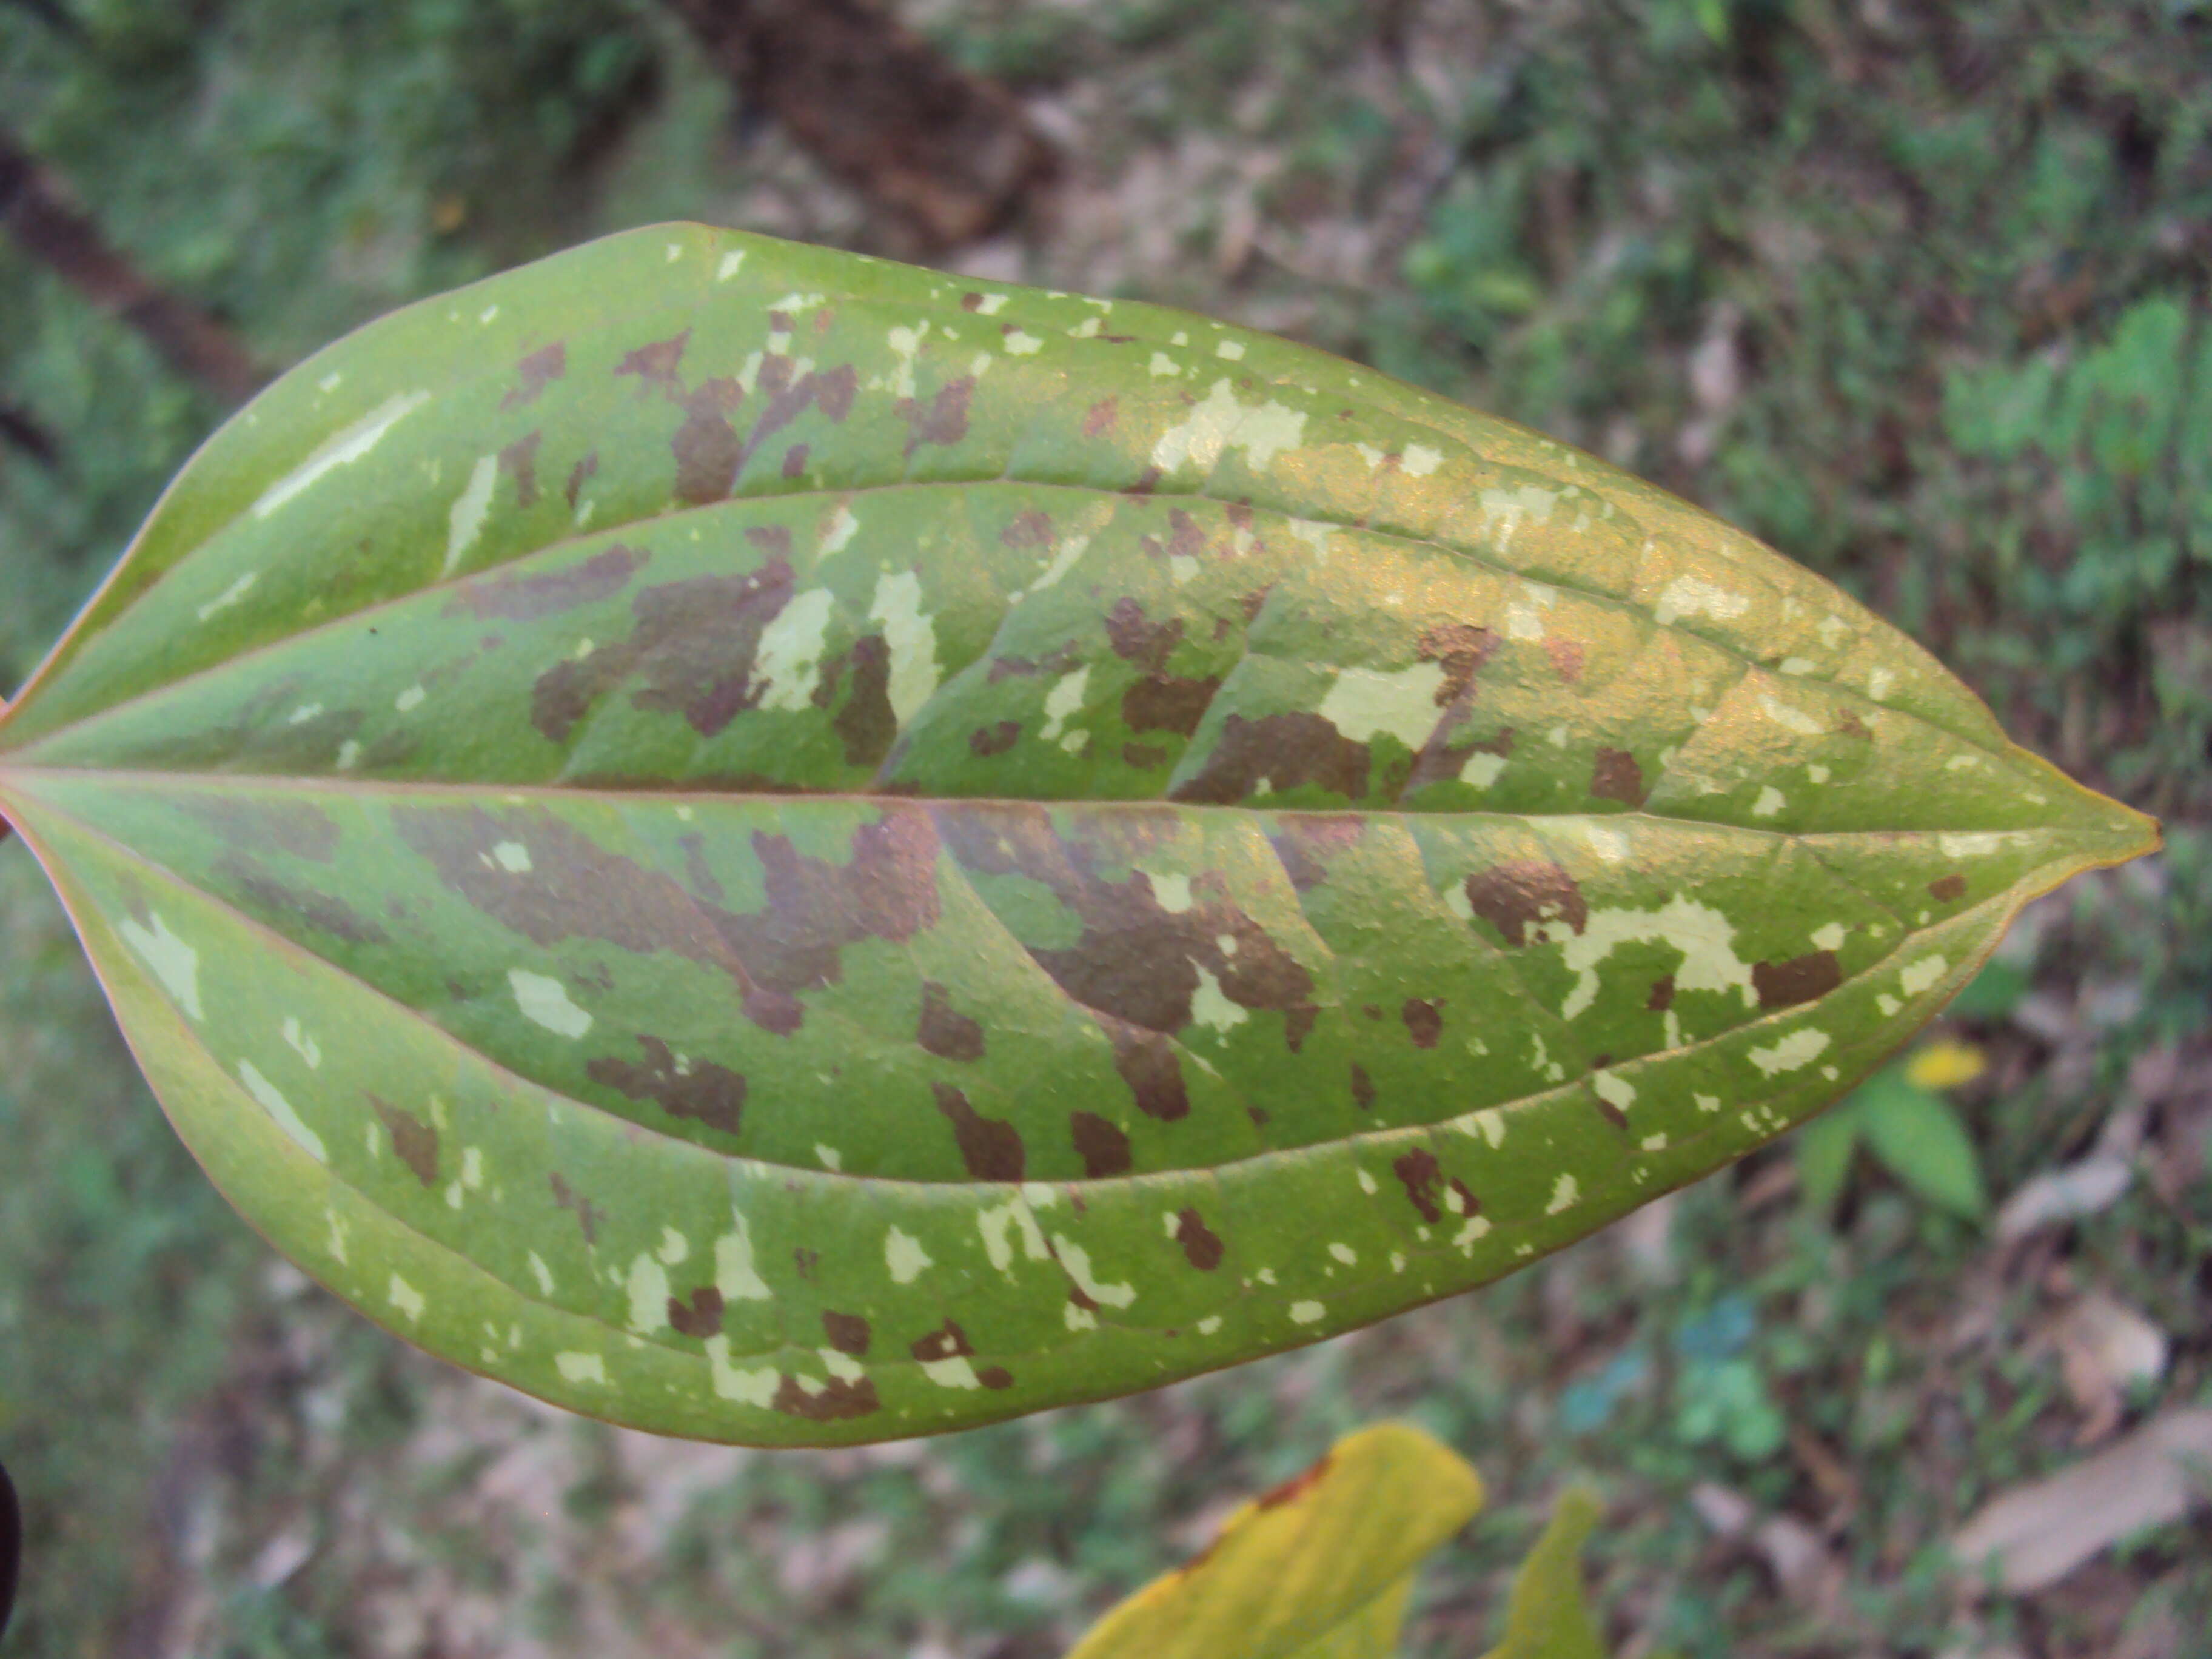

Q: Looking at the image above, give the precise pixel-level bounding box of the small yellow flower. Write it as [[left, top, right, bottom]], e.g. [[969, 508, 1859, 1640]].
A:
[[1906, 1039, 1987, 1091]]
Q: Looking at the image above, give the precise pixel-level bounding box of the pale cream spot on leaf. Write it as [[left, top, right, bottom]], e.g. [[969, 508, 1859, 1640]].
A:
[[281, 1017, 321, 1069], [252, 392, 430, 520], [1150, 378, 1308, 475], [1052, 1235, 1136, 1308], [389, 1274, 426, 1321], [1189, 964, 1250, 1034], [122, 913, 203, 1021], [509, 969, 591, 1037], [1654, 575, 1751, 626], [705, 1337, 777, 1404], [240, 1060, 327, 1162], [868, 570, 940, 727], [556, 1351, 608, 1384], [716, 1213, 773, 1301], [196, 572, 258, 622], [1290, 1299, 1326, 1324], [754, 586, 837, 712], [1899, 956, 1949, 996], [885, 1226, 933, 1284], [1318, 659, 1447, 748], [443, 453, 498, 576], [1749, 1027, 1831, 1075]]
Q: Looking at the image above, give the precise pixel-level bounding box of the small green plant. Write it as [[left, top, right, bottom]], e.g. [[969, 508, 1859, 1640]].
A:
[[1795, 1039, 1991, 1222]]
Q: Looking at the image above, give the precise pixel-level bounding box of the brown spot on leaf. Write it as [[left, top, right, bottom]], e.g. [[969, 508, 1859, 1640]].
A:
[[1350, 1062, 1376, 1110], [1545, 638, 1586, 681], [614, 329, 689, 394], [1393, 1148, 1444, 1222], [1171, 712, 1370, 804], [446, 543, 648, 623], [1071, 1111, 1131, 1177], [1464, 860, 1588, 945], [941, 805, 1313, 1045], [1752, 950, 1842, 1009], [742, 360, 857, 471], [1108, 1024, 1189, 1121], [1647, 973, 1676, 1012], [1105, 597, 1182, 671], [1402, 998, 1443, 1048], [911, 1319, 976, 1362], [1284, 1005, 1318, 1052], [969, 720, 1020, 757], [1000, 510, 1054, 549], [1591, 1075, 1628, 1129], [501, 341, 566, 410], [672, 377, 744, 504], [549, 1172, 604, 1245], [179, 797, 341, 862], [821, 1310, 872, 1356], [1084, 397, 1118, 436], [773, 1373, 880, 1421], [781, 442, 809, 479], [917, 980, 986, 1062], [1122, 673, 1221, 736], [977, 1365, 1014, 1389], [960, 291, 986, 312], [399, 802, 938, 1037], [1174, 1208, 1225, 1270], [933, 1082, 1025, 1182], [498, 431, 541, 508], [369, 1095, 438, 1187], [587, 1035, 746, 1136], [668, 1287, 723, 1338], [1257, 1453, 1334, 1510], [1139, 511, 1208, 566], [1929, 873, 1968, 903], [1419, 622, 1498, 702], [1267, 816, 1366, 893], [220, 859, 390, 944], [529, 557, 800, 742], [563, 451, 598, 511], [896, 375, 974, 455], [834, 635, 899, 768], [1590, 748, 1648, 806]]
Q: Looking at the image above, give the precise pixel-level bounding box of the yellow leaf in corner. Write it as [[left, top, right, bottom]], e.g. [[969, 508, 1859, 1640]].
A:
[[1064, 1422, 1484, 1659], [1905, 1039, 1988, 1091]]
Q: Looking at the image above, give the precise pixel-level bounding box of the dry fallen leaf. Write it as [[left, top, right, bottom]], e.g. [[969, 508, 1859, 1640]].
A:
[[2051, 1290, 2168, 1444], [1996, 1104, 2147, 1242], [1951, 1407, 2212, 1593]]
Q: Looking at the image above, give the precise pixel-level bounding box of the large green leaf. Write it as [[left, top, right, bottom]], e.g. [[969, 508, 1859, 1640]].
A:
[[1062, 1421, 1483, 1659], [0, 225, 2157, 1443]]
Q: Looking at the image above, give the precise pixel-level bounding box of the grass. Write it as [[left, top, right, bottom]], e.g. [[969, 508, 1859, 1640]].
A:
[[1, 1, 2207, 1654]]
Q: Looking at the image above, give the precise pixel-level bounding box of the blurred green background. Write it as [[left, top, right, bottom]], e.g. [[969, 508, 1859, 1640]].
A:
[[1, 2, 2207, 1655]]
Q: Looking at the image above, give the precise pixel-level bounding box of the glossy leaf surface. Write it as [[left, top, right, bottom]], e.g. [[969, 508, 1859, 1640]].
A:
[[0, 224, 2158, 1442], [1062, 1422, 1483, 1659]]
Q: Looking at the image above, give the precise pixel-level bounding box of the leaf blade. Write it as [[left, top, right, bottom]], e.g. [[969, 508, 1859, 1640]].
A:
[[0, 223, 2158, 1441]]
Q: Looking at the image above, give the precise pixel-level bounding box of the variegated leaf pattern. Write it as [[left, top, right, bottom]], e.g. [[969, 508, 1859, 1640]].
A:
[[0, 226, 2157, 1444]]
